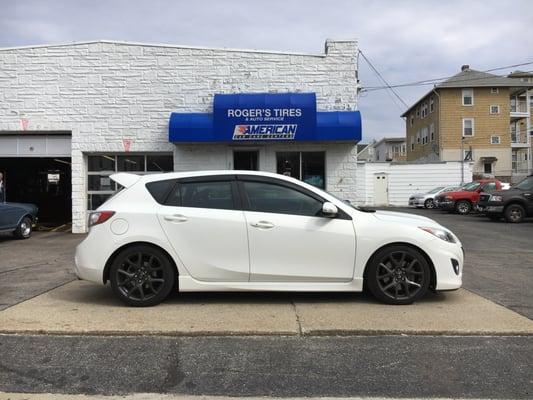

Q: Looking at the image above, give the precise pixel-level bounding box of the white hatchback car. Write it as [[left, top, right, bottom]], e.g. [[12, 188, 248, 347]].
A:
[[75, 171, 463, 306]]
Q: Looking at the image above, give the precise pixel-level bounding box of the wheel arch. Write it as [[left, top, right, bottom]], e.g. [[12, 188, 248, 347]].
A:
[[503, 199, 527, 210], [362, 242, 437, 290], [103, 241, 179, 285]]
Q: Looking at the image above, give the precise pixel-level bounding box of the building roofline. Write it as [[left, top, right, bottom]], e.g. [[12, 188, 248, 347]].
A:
[[373, 136, 406, 147], [0, 39, 351, 57]]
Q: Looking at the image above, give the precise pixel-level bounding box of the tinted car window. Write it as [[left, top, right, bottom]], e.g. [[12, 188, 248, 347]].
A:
[[242, 181, 323, 217], [177, 181, 234, 210], [481, 182, 496, 193], [146, 180, 176, 204], [515, 176, 533, 191]]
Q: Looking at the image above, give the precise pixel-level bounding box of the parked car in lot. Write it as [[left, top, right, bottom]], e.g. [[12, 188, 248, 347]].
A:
[[408, 185, 460, 209], [434, 179, 506, 215], [0, 202, 38, 239], [75, 170, 463, 307], [477, 175, 533, 223]]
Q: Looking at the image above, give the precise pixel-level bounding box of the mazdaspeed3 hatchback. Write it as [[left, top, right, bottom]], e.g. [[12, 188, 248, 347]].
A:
[[75, 170, 463, 307]]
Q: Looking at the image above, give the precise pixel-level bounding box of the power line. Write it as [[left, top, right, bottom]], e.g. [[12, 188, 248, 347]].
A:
[[358, 50, 410, 109], [362, 61, 533, 91]]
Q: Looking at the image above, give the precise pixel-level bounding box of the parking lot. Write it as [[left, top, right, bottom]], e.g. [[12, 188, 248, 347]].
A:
[[0, 206, 531, 327]]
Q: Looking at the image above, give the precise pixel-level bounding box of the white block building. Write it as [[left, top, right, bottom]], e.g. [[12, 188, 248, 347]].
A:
[[0, 39, 361, 232]]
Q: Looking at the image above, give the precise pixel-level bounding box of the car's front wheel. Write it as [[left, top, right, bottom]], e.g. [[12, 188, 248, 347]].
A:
[[109, 245, 176, 307], [366, 245, 430, 305], [455, 200, 472, 215], [424, 199, 435, 209], [504, 204, 525, 223], [14, 217, 33, 239]]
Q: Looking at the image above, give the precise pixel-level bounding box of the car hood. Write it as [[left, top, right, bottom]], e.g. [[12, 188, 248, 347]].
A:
[[373, 210, 441, 228], [4, 202, 38, 214]]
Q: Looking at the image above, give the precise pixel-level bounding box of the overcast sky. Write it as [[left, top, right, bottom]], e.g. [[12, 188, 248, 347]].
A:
[[2, 0, 532, 142]]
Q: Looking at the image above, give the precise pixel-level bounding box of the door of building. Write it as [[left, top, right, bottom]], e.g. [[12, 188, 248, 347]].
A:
[[233, 150, 258, 170], [374, 173, 389, 206]]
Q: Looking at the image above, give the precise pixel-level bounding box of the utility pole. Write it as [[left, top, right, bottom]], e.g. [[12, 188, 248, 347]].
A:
[[461, 136, 465, 185]]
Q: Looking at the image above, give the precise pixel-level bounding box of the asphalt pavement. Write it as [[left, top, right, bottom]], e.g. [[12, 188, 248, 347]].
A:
[[395, 207, 533, 319], [0, 334, 531, 398]]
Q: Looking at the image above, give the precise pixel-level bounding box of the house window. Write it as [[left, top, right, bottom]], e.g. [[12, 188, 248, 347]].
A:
[[410, 115, 414, 126], [421, 103, 428, 118], [401, 144, 406, 155], [491, 135, 501, 144], [463, 118, 474, 137], [416, 130, 421, 144], [410, 136, 415, 151], [463, 149, 473, 161], [462, 88, 474, 106], [416, 107, 420, 117], [491, 88, 499, 94], [422, 126, 428, 144], [490, 105, 500, 114], [484, 162, 493, 174], [430, 123, 435, 141], [429, 97, 434, 113]]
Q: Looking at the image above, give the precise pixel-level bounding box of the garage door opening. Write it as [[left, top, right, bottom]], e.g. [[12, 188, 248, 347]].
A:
[[0, 157, 72, 226]]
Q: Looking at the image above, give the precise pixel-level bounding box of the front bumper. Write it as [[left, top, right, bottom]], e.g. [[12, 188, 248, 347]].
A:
[[477, 203, 504, 213], [436, 199, 455, 210], [425, 239, 463, 291], [408, 198, 425, 207]]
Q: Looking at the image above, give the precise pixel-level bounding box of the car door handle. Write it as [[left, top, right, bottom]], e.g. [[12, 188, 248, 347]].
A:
[[250, 221, 275, 229], [163, 214, 188, 223]]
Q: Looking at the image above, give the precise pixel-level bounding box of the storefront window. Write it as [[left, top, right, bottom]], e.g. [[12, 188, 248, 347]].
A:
[[276, 152, 325, 189], [87, 154, 173, 211]]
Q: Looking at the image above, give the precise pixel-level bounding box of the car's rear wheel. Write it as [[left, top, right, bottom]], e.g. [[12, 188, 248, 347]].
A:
[[424, 199, 435, 209], [366, 245, 430, 305], [504, 204, 525, 223], [110, 245, 176, 307], [14, 217, 32, 239], [455, 200, 472, 215]]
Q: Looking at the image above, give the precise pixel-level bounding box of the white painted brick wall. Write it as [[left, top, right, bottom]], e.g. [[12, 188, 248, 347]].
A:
[[0, 39, 359, 232]]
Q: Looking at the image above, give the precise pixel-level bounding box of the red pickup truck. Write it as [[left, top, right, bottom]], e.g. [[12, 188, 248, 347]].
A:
[[434, 179, 505, 214]]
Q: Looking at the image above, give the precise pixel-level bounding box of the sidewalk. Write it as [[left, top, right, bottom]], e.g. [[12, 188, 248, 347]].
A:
[[0, 280, 532, 336]]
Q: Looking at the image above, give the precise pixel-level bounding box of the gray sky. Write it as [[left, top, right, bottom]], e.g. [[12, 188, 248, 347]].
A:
[[2, 0, 532, 142]]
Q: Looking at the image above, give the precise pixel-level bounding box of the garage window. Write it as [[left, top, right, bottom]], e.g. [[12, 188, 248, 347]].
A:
[[87, 154, 173, 210]]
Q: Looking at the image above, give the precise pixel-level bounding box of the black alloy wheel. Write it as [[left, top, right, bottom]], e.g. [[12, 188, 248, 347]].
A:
[[504, 204, 525, 223], [455, 200, 472, 215], [366, 245, 430, 305], [110, 245, 176, 307], [424, 199, 435, 209], [14, 217, 32, 239]]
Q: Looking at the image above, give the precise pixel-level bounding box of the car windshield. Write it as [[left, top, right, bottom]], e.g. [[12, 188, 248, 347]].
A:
[[514, 176, 533, 191], [426, 186, 445, 194], [462, 182, 481, 191]]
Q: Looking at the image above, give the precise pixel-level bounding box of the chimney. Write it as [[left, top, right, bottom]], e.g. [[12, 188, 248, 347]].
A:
[[461, 64, 470, 72]]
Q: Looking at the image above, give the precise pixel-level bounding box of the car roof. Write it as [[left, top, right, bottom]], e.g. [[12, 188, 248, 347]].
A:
[[140, 170, 297, 183]]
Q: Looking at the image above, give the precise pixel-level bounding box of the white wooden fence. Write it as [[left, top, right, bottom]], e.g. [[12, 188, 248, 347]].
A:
[[354, 161, 473, 206]]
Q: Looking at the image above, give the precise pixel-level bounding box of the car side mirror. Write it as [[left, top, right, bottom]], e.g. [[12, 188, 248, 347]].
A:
[[322, 202, 338, 217]]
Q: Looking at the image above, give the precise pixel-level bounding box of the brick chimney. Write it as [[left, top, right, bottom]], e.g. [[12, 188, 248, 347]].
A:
[[461, 64, 470, 71]]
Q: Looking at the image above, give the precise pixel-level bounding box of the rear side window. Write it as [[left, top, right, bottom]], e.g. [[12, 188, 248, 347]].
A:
[[165, 181, 235, 210], [242, 181, 323, 217], [145, 180, 176, 204]]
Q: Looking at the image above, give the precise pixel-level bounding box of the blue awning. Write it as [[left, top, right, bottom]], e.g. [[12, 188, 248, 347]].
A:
[[169, 92, 361, 143], [169, 110, 362, 143]]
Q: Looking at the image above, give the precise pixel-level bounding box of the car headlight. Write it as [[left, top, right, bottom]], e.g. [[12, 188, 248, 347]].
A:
[[419, 226, 457, 243], [489, 195, 503, 202]]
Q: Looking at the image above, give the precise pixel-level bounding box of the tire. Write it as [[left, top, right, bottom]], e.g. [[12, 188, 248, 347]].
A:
[[504, 204, 525, 223], [365, 245, 430, 305], [13, 217, 32, 239], [109, 245, 176, 307], [455, 200, 472, 215], [424, 199, 435, 209]]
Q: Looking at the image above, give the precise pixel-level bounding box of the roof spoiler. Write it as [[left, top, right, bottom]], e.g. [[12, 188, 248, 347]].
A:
[[110, 173, 141, 188]]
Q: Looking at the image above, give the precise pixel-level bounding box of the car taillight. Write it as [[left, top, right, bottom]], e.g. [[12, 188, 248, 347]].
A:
[[89, 211, 115, 227]]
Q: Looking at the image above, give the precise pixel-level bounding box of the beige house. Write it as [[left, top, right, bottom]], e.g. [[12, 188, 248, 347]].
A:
[[402, 66, 533, 182], [372, 137, 407, 162]]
